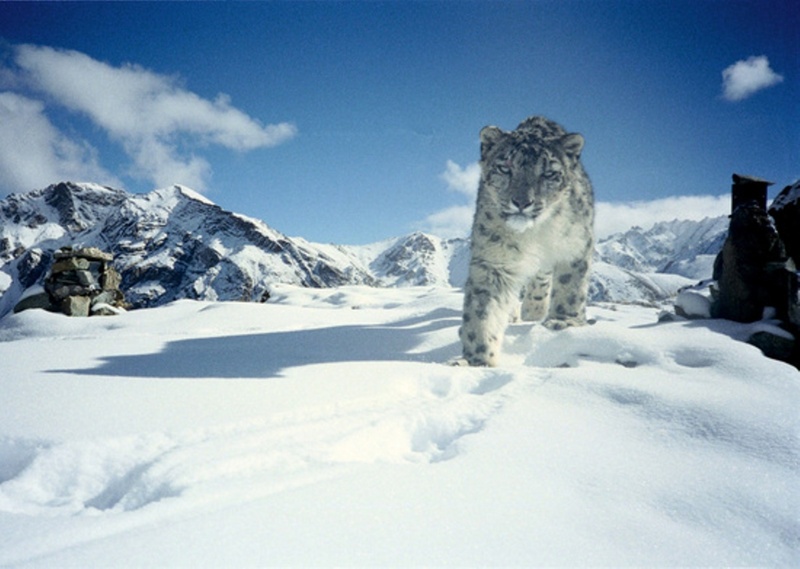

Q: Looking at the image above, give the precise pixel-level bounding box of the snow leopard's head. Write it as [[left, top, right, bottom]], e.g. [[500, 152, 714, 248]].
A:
[[479, 117, 585, 233]]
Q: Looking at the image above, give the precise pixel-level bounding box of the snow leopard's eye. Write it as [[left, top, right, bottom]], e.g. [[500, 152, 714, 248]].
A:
[[543, 170, 562, 182]]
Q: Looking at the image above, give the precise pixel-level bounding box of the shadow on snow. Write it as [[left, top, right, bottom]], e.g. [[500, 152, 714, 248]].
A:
[[50, 308, 463, 379]]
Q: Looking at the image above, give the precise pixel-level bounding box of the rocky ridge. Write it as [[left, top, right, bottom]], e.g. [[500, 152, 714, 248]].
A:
[[0, 182, 375, 316], [0, 182, 728, 318]]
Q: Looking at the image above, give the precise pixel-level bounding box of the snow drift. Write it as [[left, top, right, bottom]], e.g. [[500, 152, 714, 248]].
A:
[[0, 286, 797, 566]]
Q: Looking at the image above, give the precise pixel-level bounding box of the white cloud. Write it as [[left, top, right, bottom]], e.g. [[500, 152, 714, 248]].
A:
[[9, 44, 297, 192], [420, 205, 475, 239], [420, 159, 731, 240], [721, 55, 784, 101], [417, 160, 480, 238], [595, 195, 730, 239], [440, 160, 480, 198], [0, 92, 121, 193], [127, 137, 212, 192]]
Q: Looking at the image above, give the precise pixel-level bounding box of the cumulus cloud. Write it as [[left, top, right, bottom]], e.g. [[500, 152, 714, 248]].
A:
[[3, 44, 296, 193], [0, 92, 121, 192], [721, 55, 784, 101], [416, 160, 480, 238], [420, 205, 475, 239], [419, 161, 730, 240], [440, 159, 480, 199], [595, 195, 730, 239]]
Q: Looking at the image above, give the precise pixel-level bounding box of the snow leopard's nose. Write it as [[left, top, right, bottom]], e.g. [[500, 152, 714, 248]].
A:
[[511, 197, 534, 212]]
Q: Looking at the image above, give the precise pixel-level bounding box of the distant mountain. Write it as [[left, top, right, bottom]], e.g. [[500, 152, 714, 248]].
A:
[[0, 182, 375, 316], [0, 182, 726, 318], [595, 217, 729, 280], [342, 233, 470, 288], [343, 220, 728, 305], [345, 233, 711, 306]]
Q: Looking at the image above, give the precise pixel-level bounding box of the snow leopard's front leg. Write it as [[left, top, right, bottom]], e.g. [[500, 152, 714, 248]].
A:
[[460, 262, 519, 367], [544, 258, 591, 331], [520, 271, 553, 322]]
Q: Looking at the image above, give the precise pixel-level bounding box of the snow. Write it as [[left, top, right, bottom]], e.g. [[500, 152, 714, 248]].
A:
[[595, 215, 728, 279], [771, 180, 800, 211], [0, 285, 798, 567], [0, 272, 10, 295], [590, 261, 695, 304], [174, 184, 215, 206], [675, 288, 713, 318]]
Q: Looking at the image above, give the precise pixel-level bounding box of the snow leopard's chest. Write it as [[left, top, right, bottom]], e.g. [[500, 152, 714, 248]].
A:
[[472, 198, 592, 273]]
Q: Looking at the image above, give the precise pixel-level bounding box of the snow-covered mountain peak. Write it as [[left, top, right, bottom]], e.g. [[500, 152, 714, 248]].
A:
[[343, 231, 470, 288], [172, 184, 215, 205], [0, 182, 376, 315], [1, 182, 732, 318], [596, 215, 728, 279]]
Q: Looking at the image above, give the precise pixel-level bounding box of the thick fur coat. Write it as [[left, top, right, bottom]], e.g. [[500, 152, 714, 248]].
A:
[[460, 116, 594, 366]]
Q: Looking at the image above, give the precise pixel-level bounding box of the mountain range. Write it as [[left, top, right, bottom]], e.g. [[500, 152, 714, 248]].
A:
[[0, 182, 727, 318]]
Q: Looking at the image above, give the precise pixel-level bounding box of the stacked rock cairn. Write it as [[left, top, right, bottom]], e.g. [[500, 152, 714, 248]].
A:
[[43, 247, 126, 316]]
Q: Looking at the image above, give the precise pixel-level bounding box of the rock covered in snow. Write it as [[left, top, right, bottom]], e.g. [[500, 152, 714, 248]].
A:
[[748, 327, 796, 363], [712, 203, 789, 323], [674, 283, 713, 319], [14, 246, 126, 316], [769, 179, 800, 267]]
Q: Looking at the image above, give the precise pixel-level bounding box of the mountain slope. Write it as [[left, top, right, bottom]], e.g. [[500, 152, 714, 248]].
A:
[[0, 182, 726, 317], [0, 182, 375, 316], [595, 216, 728, 279], [343, 232, 471, 288]]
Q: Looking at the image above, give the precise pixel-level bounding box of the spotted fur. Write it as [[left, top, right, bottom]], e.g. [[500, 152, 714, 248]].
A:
[[460, 116, 594, 366]]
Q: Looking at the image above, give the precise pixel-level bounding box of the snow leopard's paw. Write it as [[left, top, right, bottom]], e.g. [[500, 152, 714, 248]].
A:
[[542, 317, 586, 331]]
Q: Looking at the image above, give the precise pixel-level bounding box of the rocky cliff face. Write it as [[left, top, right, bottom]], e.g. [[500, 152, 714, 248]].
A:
[[769, 180, 800, 267], [595, 216, 729, 280], [0, 182, 375, 316], [352, 233, 471, 288]]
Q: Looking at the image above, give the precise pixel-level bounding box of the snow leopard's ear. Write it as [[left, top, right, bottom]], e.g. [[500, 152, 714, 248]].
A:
[[480, 126, 504, 159], [561, 133, 585, 159]]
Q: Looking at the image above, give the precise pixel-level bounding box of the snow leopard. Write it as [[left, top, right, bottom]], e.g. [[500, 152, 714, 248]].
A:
[[459, 116, 594, 367]]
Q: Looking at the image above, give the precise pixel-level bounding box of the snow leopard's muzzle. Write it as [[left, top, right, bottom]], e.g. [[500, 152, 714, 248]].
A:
[[500, 195, 543, 232]]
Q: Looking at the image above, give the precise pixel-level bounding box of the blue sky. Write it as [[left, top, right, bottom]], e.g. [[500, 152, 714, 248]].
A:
[[0, 1, 796, 244]]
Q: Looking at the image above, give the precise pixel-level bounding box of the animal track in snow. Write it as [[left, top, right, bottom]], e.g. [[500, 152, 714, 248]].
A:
[[523, 326, 659, 369], [597, 384, 799, 470], [0, 434, 181, 515], [0, 438, 46, 485], [470, 373, 514, 395], [670, 347, 718, 368], [0, 369, 514, 517]]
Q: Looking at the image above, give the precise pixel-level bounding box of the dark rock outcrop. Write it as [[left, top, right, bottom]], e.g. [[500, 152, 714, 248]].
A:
[[712, 203, 788, 323], [15, 246, 126, 316], [704, 176, 800, 367], [768, 180, 800, 268], [45, 247, 126, 316]]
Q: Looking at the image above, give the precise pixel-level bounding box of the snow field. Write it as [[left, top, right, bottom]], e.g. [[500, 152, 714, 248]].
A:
[[0, 285, 798, 566]]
